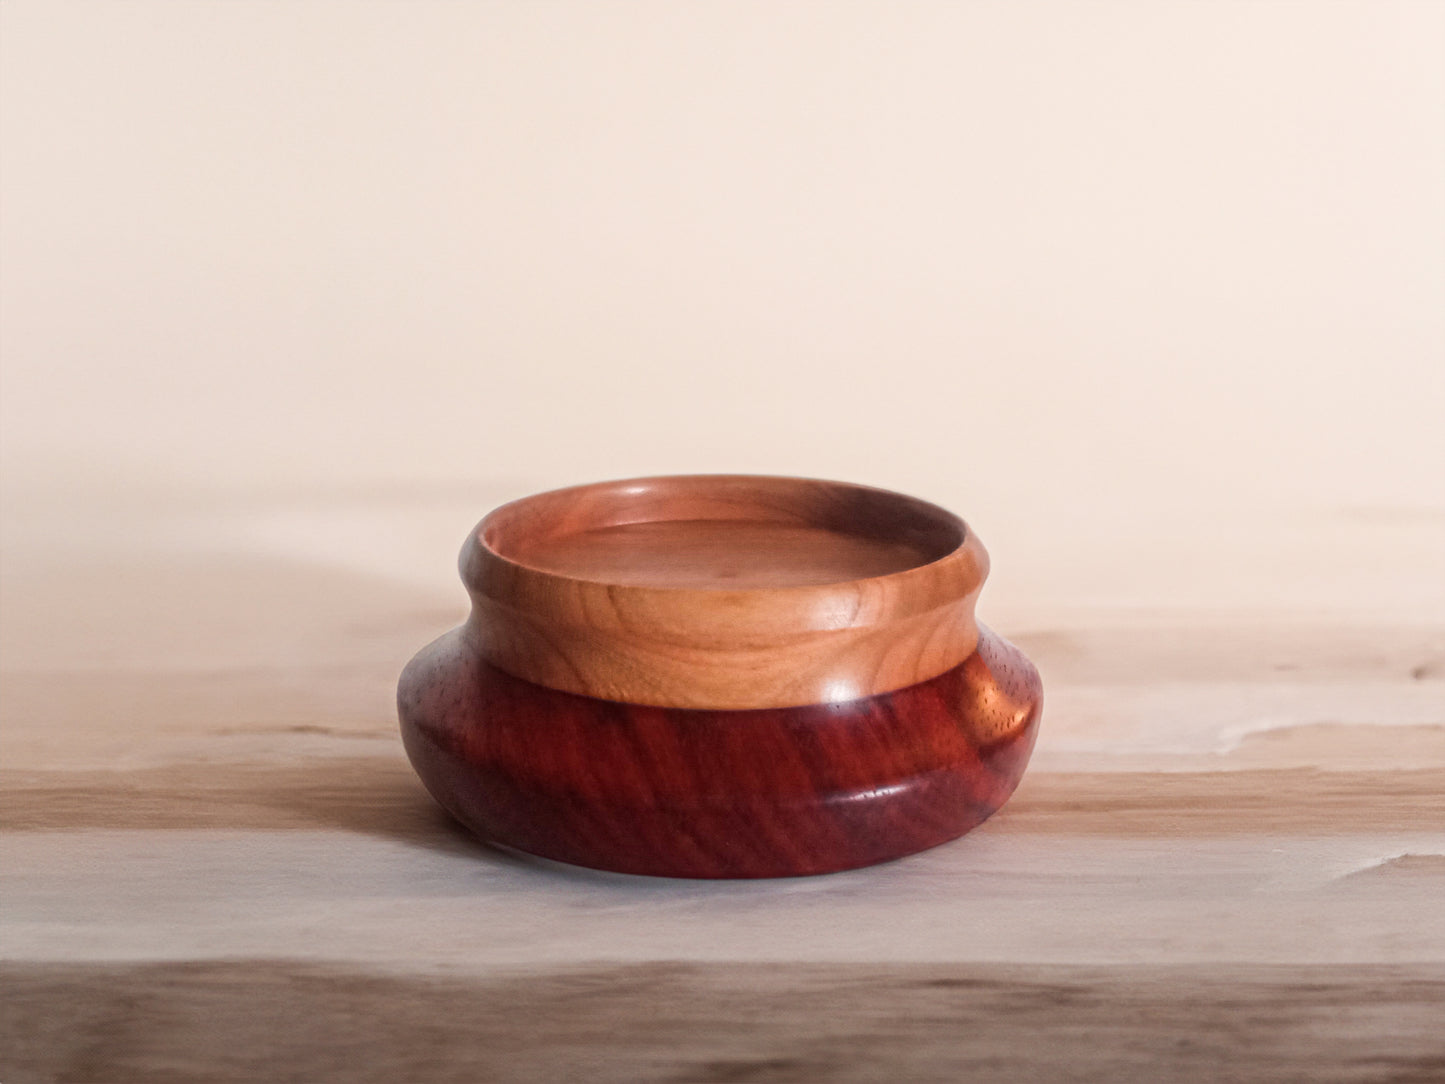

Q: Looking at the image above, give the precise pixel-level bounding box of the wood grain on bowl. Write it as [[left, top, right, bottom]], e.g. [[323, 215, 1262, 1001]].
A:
[[400, 626, 1040, 878], [460, 475, 990, 710], [398, 475, 1039, 877]]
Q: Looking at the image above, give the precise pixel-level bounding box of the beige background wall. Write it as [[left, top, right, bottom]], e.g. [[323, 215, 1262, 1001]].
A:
[[3, 1, 1443, 614]]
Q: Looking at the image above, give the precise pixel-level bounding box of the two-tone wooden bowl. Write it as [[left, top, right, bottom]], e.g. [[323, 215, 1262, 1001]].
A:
[[398, 475, 1042, 878]]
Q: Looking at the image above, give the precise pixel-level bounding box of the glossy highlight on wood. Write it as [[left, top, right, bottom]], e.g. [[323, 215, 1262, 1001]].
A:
[[399, 624, 1042, 879]]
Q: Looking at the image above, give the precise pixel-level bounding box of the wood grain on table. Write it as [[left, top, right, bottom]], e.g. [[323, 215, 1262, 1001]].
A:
[[2, 491, 1442, 1083]]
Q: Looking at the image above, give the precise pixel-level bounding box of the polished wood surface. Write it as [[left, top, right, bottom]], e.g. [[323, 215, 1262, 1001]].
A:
[[399, 625, 1041, 878], [463, 475, 989, 709]]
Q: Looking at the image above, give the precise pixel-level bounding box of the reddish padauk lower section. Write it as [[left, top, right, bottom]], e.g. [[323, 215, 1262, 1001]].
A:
[[398, 626, 1042, 878]]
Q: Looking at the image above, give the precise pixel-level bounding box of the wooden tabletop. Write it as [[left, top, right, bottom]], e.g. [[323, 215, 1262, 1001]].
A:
[[3, 488, 1442, 1083]]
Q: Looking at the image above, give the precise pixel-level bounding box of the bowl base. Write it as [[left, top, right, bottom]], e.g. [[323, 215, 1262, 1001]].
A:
[[399, 626, 1041, 879]]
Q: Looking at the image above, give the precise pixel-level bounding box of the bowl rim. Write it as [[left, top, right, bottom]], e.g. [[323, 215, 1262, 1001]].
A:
[[480, 472, 971, 588], [457, 474, 991, 708]]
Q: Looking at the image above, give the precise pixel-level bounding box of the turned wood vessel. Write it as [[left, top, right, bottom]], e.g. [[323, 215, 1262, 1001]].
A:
[[398, 475, 1042, 878]]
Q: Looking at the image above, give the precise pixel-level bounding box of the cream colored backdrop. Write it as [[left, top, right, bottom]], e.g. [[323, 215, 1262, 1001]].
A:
[[3, 1, 1443, 615]]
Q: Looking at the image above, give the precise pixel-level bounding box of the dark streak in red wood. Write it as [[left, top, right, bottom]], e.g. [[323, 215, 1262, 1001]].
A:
[[398, 626, 1042, 879]]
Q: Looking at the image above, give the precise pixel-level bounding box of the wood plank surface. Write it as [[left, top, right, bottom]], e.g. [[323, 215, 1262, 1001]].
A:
[[5, 962, 1444, 1084], [2, 490, 1442, 1082]]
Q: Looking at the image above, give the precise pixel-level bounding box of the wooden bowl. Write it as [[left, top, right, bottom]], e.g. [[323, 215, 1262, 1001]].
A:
[[398, 475, 1042, 878]]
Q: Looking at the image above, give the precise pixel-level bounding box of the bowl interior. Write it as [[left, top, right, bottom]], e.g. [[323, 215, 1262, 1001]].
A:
[[483, 475, 964, 590]]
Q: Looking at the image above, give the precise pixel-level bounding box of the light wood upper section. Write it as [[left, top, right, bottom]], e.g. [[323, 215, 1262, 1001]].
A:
[[460, 475, 990, 709]]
